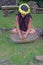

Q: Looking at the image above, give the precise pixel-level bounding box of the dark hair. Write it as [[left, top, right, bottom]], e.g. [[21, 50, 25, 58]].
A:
[[21, 5, 28, 12]]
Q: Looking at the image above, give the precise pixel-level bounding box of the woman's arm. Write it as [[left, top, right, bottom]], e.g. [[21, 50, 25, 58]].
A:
[[16, 16, 22, 39]]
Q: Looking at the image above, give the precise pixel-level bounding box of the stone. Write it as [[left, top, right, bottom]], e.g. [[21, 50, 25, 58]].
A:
[[34, 56, 43, 63], [10, 32, 38, 43], [36, 28, 43, 38], [3, 10, 8, 17], [29, 62, 35, 65], [28, 1, 38, 14], [37, 63, 43, 65], [0, 59, 12, 65]]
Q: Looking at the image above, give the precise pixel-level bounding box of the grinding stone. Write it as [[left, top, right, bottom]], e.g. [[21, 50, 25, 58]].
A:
[[10, 32, 38, 43]]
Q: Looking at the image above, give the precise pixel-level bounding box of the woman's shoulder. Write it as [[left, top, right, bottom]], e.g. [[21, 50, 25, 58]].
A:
[[27, 13, 32, 18], [16, 12, 21, 16]]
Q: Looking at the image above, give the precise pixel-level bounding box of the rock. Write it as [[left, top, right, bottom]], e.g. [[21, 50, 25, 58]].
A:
[[3, 10, 8, 17], [28, 1, 38, 14], [0, 59, 12, 65], [34, 56, 43, 63], [37, 63, 43, 65], [36, 28, 43, 38], [10, 32, 38, 43], [29, 62, 36, 65]]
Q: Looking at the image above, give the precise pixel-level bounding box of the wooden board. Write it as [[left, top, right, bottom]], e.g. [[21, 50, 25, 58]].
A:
[[2, 5, 19, 10]]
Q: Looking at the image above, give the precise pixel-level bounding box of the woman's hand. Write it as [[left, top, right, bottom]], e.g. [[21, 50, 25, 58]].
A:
[[23, 34, 27, 39], [19, 34, 23, 40]]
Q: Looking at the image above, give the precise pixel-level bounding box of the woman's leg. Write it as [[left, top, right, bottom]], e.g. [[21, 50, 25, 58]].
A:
[[11, 28, 18, 34], [29, 28, 36, 34]]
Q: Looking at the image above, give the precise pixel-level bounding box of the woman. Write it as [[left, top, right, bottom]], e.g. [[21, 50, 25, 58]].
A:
[[12, 3, 36, 39]]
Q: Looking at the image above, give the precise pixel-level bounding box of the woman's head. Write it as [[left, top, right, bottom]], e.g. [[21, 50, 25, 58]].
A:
[[19, 3, 30, 16]]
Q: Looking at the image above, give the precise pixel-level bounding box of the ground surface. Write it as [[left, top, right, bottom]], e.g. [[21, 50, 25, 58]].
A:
[[0, 10, 43, 65]]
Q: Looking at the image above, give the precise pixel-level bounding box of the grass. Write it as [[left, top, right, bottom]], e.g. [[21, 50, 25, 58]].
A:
[[0, 10, 43, 65]]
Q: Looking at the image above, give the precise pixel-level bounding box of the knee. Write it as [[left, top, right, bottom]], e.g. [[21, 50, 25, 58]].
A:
[[11, 28, 17, 33], [30, 28, 36, 34]]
